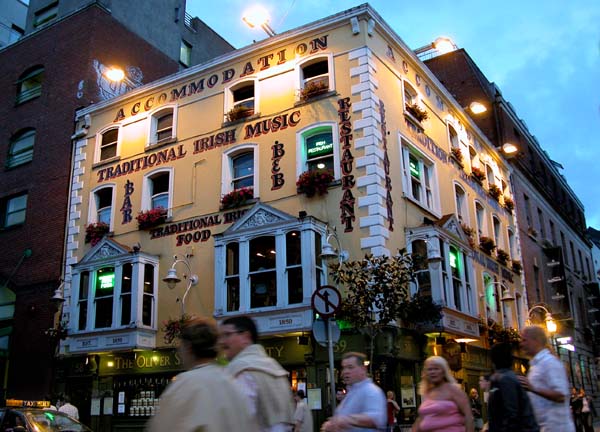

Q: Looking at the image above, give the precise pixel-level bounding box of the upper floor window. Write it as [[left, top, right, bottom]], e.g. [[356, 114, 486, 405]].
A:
[[33, 2, 58, 28], [90, 186, 114, 227], [1, 193, 28, 228], [225, 80, 256, 121], [7, 129, 35, 168], [475, 201, 486, 239], [97, 127, 119, 162], [492, 215, 502, 248], [485, 164, 495, 187], [469, 146, 478, 170], [401, 140, 438, 214], [298, 56, 332, 101], [404, 81, 418, 106], [411, 239, 432, 298], [454, 183, 468, 224], [148, 107, 176, 146], [148, 171, 170, 210], [448, 125, 459, 149], [222, 146, 257, 197], [180, 40, 192, 67], [294, 123, 340, 178], [16, 66, 44, 104]]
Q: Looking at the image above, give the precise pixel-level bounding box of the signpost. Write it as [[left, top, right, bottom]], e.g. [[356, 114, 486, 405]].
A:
[[311, 285, 341, 413]]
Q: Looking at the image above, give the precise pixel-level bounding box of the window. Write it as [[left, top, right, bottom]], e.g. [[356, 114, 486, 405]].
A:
[[148, 107, 176, 146], [411, 240, 432, 297], [485, 164, 495, 187], [1, 193, 28, 227], [297, 124, 339, 179], [149, 171, 170, 209], [508, 229, 516, 259], [98, 128, 119, 162], [549, 219, 556, 244], [401, 142, 438, 213], [404, 81, 418, 106], [222, 146, 257, 197], [7, 129, 35, 168], [483, 273, 499, 320], [560, 231, 569, 266], [215, 208, 324, 314], [33, 2, 58, 27], [90, 186, 114, 227], [16, 66, 44, 104], [448, 125, 459, 149], [537, 208, 546, 239], [226, 80, 256, 120], [442, 243, 474, 313], [454, 184, 468, 223], [180, 40, 192, 67], [523, 194, 532, 227], [298, 56, 332, 100], [73, 256, 158, 332], [469, 146, 478, 170], [475, 201, 486, 239], [492, 216, 502, 249]]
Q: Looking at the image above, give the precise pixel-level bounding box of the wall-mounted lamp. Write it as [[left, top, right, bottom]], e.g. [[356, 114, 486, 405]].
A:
[[527, 304, 556, 334], [501, 143, 519, 155], [242, 6, 276, 37], [468, 101, 487, 115], [320, 225, 349, 264], [500, 289, 515, 303], [105, 67, 125, 82], [414, 36, 457, 58], [162, 254, 199, 315], [51, 281, 66, 306]]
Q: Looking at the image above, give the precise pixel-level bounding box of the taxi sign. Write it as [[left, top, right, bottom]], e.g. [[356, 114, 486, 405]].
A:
[[6, 399, 50, 408]]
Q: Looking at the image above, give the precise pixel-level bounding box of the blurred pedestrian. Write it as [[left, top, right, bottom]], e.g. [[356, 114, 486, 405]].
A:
[[321, 352, 386, 431], [411, 356, 474, 432], [469, 388, 483, 432], [294, 390, 313, 432], [57, 395, 79, 420], [578, 389, 595, 432], [336, 387, 347, 404], [517, 325, 574, 432], [220, 315, 294, 431], [570, 388, 582, 431], [487, 343, 538, 432], [386, 390, 400, 432], [147, 318, 258, 432]]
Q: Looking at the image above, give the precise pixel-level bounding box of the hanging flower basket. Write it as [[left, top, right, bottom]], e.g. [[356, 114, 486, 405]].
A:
[[226, 105, 254, 122], [479, 236, 496, 255], [299, 80, 329, 101], [470, 167, 486, 184], [296, 169, 334, 197], [405, 103, 428, 122], [136, 207, 167, 230], [503, 196, 515, 212], [85, 222, 110, 246], [488, 184, 502, 201], [450, 147, 464, 166], [496, 249, 510, 265], [162, 314, 193, 344], [220, 187, 254, 210], [461, 223, 476, 248], [511, 260, 522, 274], [45, 321, 69, 341]]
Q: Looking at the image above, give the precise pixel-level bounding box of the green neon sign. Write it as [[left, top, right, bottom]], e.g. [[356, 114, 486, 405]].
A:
[[98, 272, 115, 289], [449, 250, 458, 269], [409, 160, 420, 178], [307, 141, 333, 156]]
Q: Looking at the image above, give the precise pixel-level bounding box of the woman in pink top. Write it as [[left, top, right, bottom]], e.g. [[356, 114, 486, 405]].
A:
[[412, 356, 474, 432]]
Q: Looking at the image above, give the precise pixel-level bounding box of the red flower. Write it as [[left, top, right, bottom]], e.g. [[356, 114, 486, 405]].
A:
[[296, 169, 334, 197], [136, 207, 167, 230]]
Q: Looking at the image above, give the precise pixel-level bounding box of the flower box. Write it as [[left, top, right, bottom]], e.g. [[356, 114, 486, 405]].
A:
[[496, 249, 510, 265], [511, 260, 522, 274], [226, 105, 254, 122], [296, 169, 334, 197], [479, 236, 496, 255], [220, 187, 254, 210], [450, 147, 464, 166], [405, 103, 428, 122], [299, 80, 329, 101], [162, 314, 192, 344], [503, 196, 515, 212], [470, 167, 486, 185], [85, 222, 110, 246], [461, 223, 476, 248], [488, 184, 502, 201], [136, 207, 167, 230], [45, 321, 69, 341]]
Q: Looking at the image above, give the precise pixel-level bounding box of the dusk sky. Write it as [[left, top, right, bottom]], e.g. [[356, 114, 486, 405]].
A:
[[189, 0, 600, 229]]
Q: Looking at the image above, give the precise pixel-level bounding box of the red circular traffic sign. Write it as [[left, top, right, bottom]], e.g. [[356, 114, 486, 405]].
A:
[[311, 285, 341, 317]]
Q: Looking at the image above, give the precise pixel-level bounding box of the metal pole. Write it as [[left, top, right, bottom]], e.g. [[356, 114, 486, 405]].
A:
[[326, 317, 337, 413]]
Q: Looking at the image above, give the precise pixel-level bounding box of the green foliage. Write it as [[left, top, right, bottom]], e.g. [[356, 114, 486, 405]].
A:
[[399, 293, 443, 325]]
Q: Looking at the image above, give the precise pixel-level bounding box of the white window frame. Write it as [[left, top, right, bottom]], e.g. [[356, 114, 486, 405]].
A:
[[88, 184, 116, 230], [224, 78, 259, 118], [7, 128, 35, 168], [454, 182, 469, 225], [147, 105, 177, 147], [295, 54, 335, 101], [448, 124, 459, 149], [180, 39, 192, 67], [221, 144, 258, 197], [95, 125, 121, 163], [492, 215, 502, 250], [142, 168, 173, 215], [475, 200, 487, 239], [296, 122, 340, 179], [71, 256, 158, 333], [400, 139, 440, 216]]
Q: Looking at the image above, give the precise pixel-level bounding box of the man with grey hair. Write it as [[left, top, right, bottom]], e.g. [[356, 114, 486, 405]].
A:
[[517, 325, 575, 432]]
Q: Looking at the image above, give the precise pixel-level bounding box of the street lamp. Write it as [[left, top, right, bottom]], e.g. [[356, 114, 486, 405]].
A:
[[414, 36, 457, 59], [526, 304, 557, 334], [50, 280, 65, 306], [481, 281, 515, 328], [162, 254, 199, 316], [320, 225, 349, 264], [242, 6, 276, 37]]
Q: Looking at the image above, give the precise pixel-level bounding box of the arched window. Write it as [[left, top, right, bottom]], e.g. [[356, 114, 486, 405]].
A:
[[454, 183, 468, 223], [448, 125, 459, 149], [475, 201, 486, 239], [297, 55, 333, 101], [7, 129, 35, 168], [16, 66, 44, 104], [222, 145, 257, 197], [142, 168, 173, 214], [225, 80, 257, 121], [148, 106, 176, 146], [97, 127, 119, 162]]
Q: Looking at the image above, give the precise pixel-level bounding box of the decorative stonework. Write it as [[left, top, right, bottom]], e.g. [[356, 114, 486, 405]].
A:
[[239, 209, 283, 229]]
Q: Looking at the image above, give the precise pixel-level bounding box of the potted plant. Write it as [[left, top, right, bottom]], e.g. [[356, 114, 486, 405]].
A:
[[511, 260, 522, 274], [136, 207, 167, 230], [405, 103, 429, 122], [299, 80, 329, 101], [503, 196, 515, 212], [461, 223, 476, 248], [220, 187, 254, 210], [162, 314, 192, 344], [44, 321, 69, 341], [296, 169, 334, 197], [488, 184, 502, 201], [450, 147, 464, 166], [85, 222, 110, 246], [479, 236, 496, 255], [470, 167, 486, 185], [226, 104, 254, 122], [496, 248, 510, 265]]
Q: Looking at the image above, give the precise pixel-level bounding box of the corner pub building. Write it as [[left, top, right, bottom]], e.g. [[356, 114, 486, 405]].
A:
[[58, 4, 526, 430]]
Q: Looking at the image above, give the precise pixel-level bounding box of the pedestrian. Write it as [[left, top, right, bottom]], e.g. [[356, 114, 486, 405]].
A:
[[469, 388, 483, 432], [479, 375, 491, 432], [220, 315, 295, 431], [570, 388, 582, 431], [411, 355, 474, 432], [57, 395, 79, 420], [487, 343, 539, 432], [578, 389, 595, 432], [147, 318, 259, 432], [386, 390, 400, 432], [294, 390, 314, 432], [517, 325, 575, 432], [320, 352, 387, 431]]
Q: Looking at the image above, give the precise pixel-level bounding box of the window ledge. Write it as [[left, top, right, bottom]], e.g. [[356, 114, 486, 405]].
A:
[[0, 223, 26, 232], [5, 160, 33, 171], [146, 137, 177, 151], [222, 112, 261, 127], [403, 111, 425, 131], [294, 90, 338, 107], [92, 156, 121, 169], [66, 327, 157, 353]]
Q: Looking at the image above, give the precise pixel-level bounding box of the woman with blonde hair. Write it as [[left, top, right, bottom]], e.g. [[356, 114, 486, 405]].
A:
[[412, 356, 474, 432]]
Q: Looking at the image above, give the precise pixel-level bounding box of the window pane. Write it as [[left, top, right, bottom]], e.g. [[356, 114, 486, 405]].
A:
[[152, 173, 169, 194], [78, 272, 89, 331], [17, 68, 44, 103], [287, 267, 303, 304], [249, 236, 276, 271], [303, 60, 328, 79], [180, 40, 192, 66], [151, 193, 169, 209], [121, 264, 132, 293], [5, 194, 28, 226], [286, 231, 301, 265], [156, 112, 173, 141], [250, 271, 276, 308], [95, 267, 114, 328], [100, 129, 118, 160], [120, 264, 132, 326], [226, 277, 240, 312], [306, 131, 333, 171], [233, 85, 254, 102], [95, 298, 113, 328], [226, 243, 239, 275], [143, 264, 154, 326], [7, 130, 35, 167], [143, 264, 155, 294], [315, 232, 323, 268]]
